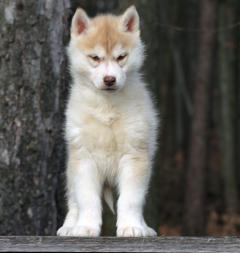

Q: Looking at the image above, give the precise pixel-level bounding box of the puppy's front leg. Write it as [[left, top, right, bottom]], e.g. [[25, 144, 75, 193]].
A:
[[57, 194, 78, 236], [117, 154, 157, 237], [70, 158, 102, 237]]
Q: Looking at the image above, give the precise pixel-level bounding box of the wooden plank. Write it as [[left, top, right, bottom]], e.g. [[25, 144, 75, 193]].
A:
[[0, 236, 239, 252]]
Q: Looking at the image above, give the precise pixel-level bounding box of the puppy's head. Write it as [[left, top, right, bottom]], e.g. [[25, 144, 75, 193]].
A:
[[68, 6, 144, 92]]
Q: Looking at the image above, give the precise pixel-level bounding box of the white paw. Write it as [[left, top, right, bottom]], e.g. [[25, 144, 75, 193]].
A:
[[71, 225, 100, 237], [57, 226, 73, 236], [117, 225, 157, 237]]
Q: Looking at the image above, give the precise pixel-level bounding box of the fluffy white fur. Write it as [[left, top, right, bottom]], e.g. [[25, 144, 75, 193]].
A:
[[57, 6, 158, 237]]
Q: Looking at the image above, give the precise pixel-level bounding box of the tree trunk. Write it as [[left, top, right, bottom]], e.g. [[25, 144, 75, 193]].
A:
[[0, 0, 70, 235], [183, 0, 216, 235], [218, 0, 238, 214]]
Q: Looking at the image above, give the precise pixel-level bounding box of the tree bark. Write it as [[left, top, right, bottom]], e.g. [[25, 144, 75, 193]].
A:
[[0, 0, 70, 235], [183, 0, 216, 235]]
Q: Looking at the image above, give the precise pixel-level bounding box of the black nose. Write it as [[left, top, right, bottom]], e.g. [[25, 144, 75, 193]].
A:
[[103, 76, 116, 87]]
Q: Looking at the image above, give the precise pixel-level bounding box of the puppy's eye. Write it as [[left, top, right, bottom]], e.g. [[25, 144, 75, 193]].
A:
[[88, 55, 100, 62], [117, 54, 127, 62]]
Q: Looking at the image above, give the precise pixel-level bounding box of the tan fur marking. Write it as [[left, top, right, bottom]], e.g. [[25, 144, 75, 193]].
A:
[[77, 15, 137, 55]]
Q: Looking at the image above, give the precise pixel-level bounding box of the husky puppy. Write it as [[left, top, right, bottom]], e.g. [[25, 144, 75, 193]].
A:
[[57, 6, 158, 237]]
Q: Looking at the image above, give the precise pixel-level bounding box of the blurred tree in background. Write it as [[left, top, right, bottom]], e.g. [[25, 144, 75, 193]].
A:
[[0, 0, 240, 236]]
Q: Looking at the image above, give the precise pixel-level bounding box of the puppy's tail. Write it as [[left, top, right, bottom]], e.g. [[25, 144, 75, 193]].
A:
[[103, 186, 115, 214]]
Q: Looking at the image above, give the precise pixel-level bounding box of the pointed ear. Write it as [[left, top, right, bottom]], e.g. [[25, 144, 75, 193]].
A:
[[71, 8, 89, 37], [121, 5, 139, 33]]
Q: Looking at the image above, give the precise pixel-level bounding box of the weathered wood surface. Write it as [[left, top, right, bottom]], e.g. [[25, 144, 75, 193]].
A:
[[0, 236, 239, 252]]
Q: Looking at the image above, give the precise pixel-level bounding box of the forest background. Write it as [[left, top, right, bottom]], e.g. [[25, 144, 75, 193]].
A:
[[0, 0, 239, 236]]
